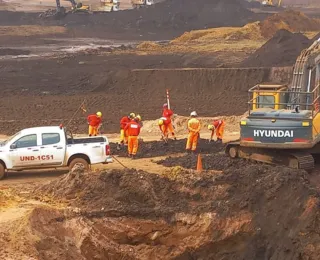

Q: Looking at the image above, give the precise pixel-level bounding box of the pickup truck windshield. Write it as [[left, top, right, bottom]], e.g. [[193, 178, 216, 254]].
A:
[[2, 131, 21, 145]]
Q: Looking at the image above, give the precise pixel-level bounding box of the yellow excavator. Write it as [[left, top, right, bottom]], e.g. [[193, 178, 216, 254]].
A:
[[262, 0, 282, 7], [55, 0, 119, 15], [55, 0, 90, 15], [226, 37, 320, 170], [131, 0, 153, 9]]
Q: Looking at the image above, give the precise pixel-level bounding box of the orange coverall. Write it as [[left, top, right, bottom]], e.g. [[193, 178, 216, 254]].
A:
[[124, 120, 141, 156], [213, 120, 225, 140], [186, 118, 201, 151], [159, 117, 171, 138], [162, 108, 175, 137], [120, 116, 131, 144], [87, 114, 101, 136]]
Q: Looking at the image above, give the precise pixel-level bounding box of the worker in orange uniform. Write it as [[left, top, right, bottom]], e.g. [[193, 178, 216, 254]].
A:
[[162, 103, 176, 139], [158, 116, 171, 141], [120, 113, 135, 145], [124, 116, 141, 159], [186, 111, 201, 153], [87, 111, 102, 136], [208, 119, 225, 143]]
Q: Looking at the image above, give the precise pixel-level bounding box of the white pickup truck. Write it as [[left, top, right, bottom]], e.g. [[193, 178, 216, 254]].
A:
[[0, 126, 113, 179]]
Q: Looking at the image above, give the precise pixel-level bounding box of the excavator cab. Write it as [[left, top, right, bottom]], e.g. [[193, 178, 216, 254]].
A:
[[226, 38, 320, 170], [251, 84, 289, 110]]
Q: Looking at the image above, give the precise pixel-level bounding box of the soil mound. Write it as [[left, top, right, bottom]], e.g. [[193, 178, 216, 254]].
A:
[[169, 10, 319, 46], [172, 21, 264, 44], [30, 164, 320, 259], [110, 139, 226, 158], [241, 29, 311, 67], [260, 10, 320, 39]]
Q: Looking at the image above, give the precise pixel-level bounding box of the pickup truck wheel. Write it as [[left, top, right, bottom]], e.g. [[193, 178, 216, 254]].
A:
[[69, 158, 89, 172], [0, 164, 6, 180]]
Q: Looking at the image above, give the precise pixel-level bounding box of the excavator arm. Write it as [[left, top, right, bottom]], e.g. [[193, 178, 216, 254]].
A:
[[288, 38, 320, 110]]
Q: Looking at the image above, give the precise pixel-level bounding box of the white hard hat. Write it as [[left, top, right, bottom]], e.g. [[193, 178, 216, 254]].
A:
[[190, 111, 197, 117]]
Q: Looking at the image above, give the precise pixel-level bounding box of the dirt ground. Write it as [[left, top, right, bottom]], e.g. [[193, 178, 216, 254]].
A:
[[1, 0, 320, 259]]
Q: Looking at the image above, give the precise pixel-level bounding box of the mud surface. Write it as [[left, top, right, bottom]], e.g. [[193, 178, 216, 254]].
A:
[[241, 29, 312, 67], [110, 139, 226, 158]]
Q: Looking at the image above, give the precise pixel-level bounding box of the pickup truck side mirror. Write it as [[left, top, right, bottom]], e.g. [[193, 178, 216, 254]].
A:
[[10, 144, 17, 149]]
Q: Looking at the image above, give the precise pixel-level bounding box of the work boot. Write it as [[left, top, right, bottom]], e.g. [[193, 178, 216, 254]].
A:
[[173, 137, 177, 140], [132, 154, 136, 160], [216, 138, 222, 143], [117, 143, 121, 150], [192, 150, 197, 155], [128, 154, 132, 158], [186, 149, 191, 154]]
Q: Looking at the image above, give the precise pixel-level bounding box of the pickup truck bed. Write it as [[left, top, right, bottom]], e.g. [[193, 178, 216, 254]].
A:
[[67, 137, 105, 145]]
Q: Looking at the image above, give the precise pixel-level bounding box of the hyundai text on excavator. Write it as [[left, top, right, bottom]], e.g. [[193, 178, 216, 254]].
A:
[[226, 37, 320, 170]]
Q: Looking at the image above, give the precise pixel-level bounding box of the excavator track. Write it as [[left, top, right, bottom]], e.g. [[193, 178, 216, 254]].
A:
[[226, 142, 315, 171]]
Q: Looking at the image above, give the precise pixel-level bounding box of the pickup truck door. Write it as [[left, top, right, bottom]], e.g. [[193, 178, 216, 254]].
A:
[[40, 133, 65, 165], [9, 134, 41, 167]]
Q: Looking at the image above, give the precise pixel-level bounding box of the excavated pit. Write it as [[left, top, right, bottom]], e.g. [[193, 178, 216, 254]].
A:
[[5, 163, 320, 260]]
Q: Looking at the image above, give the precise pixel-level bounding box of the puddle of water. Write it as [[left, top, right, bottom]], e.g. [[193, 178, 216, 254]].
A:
[[1, 38, 137, 60]]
